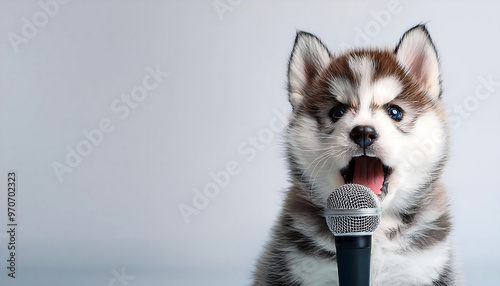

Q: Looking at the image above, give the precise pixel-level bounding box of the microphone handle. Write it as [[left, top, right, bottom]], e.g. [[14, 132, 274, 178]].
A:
[[335, 235, 372, 286]]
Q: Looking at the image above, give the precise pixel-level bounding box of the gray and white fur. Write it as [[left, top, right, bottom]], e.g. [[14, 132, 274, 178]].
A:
[[253, 25, 457, 285]]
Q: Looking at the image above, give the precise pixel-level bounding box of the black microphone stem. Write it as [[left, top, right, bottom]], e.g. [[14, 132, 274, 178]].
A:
[[335, 235, 372, 286]]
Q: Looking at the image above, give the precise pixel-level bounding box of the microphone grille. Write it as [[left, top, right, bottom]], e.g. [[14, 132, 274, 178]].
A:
[[325, 184, 381, 236]]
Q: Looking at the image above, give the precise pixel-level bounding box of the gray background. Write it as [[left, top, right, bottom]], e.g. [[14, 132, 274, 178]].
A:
[[0, 0, 499, 285]]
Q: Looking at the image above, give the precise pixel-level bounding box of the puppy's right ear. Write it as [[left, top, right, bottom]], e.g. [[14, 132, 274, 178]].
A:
[[288, 31, 331, 109]]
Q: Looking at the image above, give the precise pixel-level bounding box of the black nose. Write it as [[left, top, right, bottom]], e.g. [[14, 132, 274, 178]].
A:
[[350, 125, 378, 149]]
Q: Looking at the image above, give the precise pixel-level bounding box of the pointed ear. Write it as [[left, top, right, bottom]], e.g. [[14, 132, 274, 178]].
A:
[[288, 31, 331, 109], [395, 25, 441, 100]]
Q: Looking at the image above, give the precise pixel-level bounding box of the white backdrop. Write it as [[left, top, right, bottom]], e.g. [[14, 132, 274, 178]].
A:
[[0, 0, 499, 285]]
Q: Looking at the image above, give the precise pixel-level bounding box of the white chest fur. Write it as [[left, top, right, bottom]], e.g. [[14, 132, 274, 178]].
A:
[[288, 218, 451, 285]]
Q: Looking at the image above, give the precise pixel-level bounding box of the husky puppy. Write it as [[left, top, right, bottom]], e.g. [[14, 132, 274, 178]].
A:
[[253, 25, 456, 285]]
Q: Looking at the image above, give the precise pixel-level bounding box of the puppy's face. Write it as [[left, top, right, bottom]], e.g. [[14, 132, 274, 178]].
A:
[[286, 26, 448, 212]]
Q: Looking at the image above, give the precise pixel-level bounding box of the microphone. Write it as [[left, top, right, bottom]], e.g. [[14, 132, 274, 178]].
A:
[[324, 184, 381, 286]]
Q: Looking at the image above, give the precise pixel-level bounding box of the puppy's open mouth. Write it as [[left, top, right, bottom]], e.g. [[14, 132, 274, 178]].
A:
[[341, 156, 392, 196]]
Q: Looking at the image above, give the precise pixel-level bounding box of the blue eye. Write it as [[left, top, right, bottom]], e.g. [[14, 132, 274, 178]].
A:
[[387, 105, 403, 121], [330, 105, 346, 122]]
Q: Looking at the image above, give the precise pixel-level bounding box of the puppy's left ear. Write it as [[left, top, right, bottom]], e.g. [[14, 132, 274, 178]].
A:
[[395, 25, 441, 100]]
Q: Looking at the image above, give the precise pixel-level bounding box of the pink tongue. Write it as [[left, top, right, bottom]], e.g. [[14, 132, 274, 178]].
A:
[[352, 157, 384, 195]]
